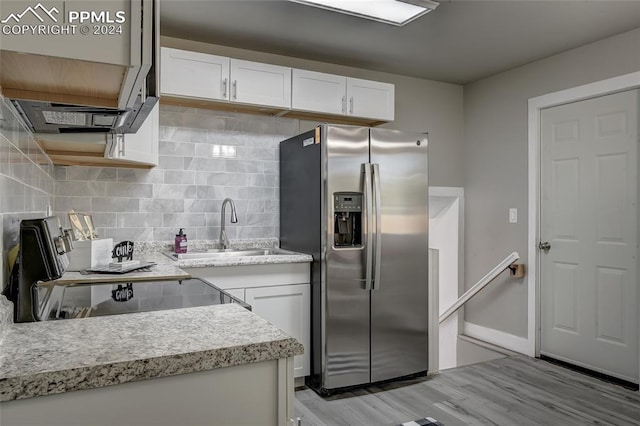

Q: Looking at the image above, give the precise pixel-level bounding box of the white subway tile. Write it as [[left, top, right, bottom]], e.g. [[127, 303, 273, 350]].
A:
[[43, 105, 291, 242], [116, 213, 163, 228], [153, 184, 197, 199], [117, 168, 165, 183], [140, 199, 184, 213], [92, 197, 140, 212], [54, 196, 91, 212], [158, 155, 184, 170], [164, 170, 195, 185], [57, 181, 106, 197], [105, 182, 153, 198], [163, 213, 206, 228]]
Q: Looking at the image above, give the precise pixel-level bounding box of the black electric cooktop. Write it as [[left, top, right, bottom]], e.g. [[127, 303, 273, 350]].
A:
[[39, 278, 250, 321]]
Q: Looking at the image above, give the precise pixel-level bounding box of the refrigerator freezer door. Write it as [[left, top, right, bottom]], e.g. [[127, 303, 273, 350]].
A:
[[369, 128, 429, 383], [323, 125, 371, 390]]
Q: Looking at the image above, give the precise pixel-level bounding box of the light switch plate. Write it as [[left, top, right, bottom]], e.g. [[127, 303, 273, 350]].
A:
[[509, 208, 518, 223]]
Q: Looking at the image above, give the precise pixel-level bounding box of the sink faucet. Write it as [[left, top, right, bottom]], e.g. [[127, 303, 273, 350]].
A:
[[220, 198, 238, 249]]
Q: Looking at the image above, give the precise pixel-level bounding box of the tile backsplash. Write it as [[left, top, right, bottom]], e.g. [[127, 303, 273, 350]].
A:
[[0, 96, 55, 291], [54, 105, 301, 243]]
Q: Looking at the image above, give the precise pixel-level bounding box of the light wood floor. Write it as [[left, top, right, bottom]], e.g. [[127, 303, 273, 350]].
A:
[[295, 356, 640, 426]]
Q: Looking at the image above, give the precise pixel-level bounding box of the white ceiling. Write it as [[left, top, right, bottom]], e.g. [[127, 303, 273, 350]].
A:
[[160, 0, 640, 85]]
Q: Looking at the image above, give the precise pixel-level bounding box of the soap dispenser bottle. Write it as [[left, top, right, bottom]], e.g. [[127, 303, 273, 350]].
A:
[[175, 229, 188, 254]]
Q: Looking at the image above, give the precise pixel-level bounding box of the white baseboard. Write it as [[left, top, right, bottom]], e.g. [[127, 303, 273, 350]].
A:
[[463, 321, 531, 355]]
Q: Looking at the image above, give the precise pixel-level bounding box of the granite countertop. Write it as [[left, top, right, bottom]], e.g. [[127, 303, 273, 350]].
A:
[[0, 303, 303, 402], [50, 253, 190, 285], [51, 239, 312, 280], [174, 251, 313, 268], [0, 238, 309, 402], [139, 238, 313, 268]]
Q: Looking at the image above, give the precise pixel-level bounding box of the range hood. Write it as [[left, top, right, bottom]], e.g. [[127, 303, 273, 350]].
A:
[[11, 92, 156, 134], [0, 0, 158, 134]]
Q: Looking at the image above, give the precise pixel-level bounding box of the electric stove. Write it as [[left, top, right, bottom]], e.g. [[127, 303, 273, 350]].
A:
[[38, 278, 250, 320]]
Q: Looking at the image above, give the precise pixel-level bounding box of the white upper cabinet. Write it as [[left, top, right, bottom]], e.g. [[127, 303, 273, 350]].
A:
[[346, 77, 395, 121], [160, 47, 394, 123], [160, 49, 291, 109], [291, 69, 395, 121], [292, 69, 347, 115], [229, 59, 292, 108], [115, 103, 159, 166], [161, 47, 230, 101]]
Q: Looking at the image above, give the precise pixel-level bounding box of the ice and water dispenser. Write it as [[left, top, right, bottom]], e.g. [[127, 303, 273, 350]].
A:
[[333, 192, 363, 247]]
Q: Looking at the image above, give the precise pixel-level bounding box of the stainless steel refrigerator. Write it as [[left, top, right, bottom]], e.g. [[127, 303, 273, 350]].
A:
[[280, 124, 429, 394]]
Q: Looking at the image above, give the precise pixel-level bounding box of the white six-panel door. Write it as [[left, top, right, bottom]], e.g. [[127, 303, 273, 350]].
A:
[[540, 90, 638, 383]]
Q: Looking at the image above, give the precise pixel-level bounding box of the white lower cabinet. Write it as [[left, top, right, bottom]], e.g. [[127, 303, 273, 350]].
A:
[[245, 284, 310, 378], [185, 262, 311, 379], [1, 358, 296, 426]]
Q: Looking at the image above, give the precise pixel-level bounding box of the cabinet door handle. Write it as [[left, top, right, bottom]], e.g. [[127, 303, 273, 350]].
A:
[[349, 96, 354, 114], [341, 96, 346, 113], [222, 78, 228, 98], [105, 134, 116, 159], [232, 80, 237, 100], [107, 133, 125, 159], [118, 134, 125, 157]]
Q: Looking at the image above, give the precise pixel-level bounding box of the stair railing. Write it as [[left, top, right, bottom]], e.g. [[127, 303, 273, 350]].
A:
[[439, 252, 520, 324]]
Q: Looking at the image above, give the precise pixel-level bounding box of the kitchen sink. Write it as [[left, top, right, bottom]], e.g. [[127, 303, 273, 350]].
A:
[[166, 247, 298, 261]]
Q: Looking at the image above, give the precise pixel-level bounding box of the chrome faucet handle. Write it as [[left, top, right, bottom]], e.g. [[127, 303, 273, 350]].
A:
[[220, 198, 238, 249], [220, 229, 230, 250]]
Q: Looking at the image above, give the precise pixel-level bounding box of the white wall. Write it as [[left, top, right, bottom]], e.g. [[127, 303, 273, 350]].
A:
[[429, 190, 463, 370], [462, 27, 640, 344]]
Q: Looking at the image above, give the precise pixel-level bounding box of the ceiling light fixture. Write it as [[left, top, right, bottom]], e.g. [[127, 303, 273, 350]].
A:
[[290, 0, 439, 26]]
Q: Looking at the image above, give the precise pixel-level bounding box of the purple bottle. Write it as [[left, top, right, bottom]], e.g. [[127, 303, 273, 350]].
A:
[[174, 228, 188, 254]]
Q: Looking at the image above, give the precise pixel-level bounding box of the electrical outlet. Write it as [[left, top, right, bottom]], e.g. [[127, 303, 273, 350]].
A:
[[509, 208, 518, 224]]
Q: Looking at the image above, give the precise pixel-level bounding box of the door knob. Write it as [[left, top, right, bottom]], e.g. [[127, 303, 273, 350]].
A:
[[539, 241, 551, 252]]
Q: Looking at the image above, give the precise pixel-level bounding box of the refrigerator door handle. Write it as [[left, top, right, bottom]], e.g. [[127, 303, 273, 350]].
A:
[[372, 163, 382, 290], [362, 163, 374, 291]]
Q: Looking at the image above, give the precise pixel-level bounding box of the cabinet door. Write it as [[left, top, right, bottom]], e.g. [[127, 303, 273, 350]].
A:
[[245, 284, 310, 378], [161, 47, 230, 101], [346, 77, 395, 121], [291, 69, 346, 115], [230, 59, 291, 108], [113, 103, 159, 166]]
